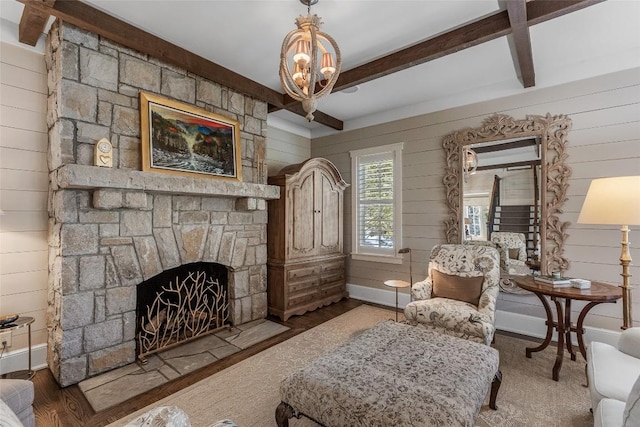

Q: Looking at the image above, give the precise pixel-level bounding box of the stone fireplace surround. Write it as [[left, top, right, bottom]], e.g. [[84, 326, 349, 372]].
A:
[[45, 21, 279, 386]]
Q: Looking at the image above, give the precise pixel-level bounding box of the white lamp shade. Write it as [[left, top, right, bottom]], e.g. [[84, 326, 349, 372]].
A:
[[578, 176, 640, 225]]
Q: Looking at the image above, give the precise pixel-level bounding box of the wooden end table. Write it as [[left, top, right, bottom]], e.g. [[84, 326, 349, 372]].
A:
[[383, 280, 411, 322], [510, 275, 622, 381]]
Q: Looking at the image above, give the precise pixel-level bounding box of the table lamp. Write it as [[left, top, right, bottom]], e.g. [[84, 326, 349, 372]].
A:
[[577, 176, 640, 329]]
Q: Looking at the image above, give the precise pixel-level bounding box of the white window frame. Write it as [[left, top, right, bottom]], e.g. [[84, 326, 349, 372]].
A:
[[349, 142, 404, 264]]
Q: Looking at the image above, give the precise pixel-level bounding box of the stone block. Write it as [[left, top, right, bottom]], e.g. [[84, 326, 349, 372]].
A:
[[79, 210, 120, 223], [119, 136, 141, 150], [61, 257, 78, 294], [231, 238, 247, 268], [252, 210, 268, 224], [93, 189, 123, 209], [120, 54, 161, 92], [60, 327, 83, 359], [133, 236, 162, 280], [76, 122, 110, 143], [249, 271, 263, 294], [255, 244, 267, 265], [244, 246, 256, 266], [123, 311, 136, 341], [113, 105, 139, 137], [174, 225, 208, 263], [153, 195, 172, 227], [79, 255, 106, 290], [228, 91, 244, 115], [62, 41, 79, 80], [230, 269, 249, 299], [119, 148, 140, 169], [251, 292, 267, 320], [161, 69, 196, 104], [253, 100, 268, 121], [217, 232, 236, 266], [229, 212, 253, 225], [202, 197, 234, 211], [244, 115, 262, 136], [121, 211, 152, 236], [76, 143, 94, 166], [88, 341, 136, 377], [110, 245, 143, 286], [240, 296, 252, 325], [54, 190, 78, 223], [61, 80, 97, 122], [98, 88, 132, 107], [97, 101, 112, 126], [124, 192, 148, 209], [62, 23, 99, 49], [80, 47, 118, 91], [105, 256, 120, 287], [61, 224, 99, 256], [99, 224, 120, 237], [174, 196, 200, 211], [59, 355, 88, 387], [154, 228, 181, 270], [101, 237, 133, 246], [61, 292, 94, 329], [197, 79, 221, 106], [106, 286, 136, 316], [209, 212, 228, 225], [85, 318, 123, 352], [179, 211, 209, 224], [94, 293, 106, 322], [203, 226, 223, 262]]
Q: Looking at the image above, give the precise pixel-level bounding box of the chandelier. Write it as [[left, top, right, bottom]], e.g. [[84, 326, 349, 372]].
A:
[[279, 0, 341, 122], [463, 147, 478, 182]]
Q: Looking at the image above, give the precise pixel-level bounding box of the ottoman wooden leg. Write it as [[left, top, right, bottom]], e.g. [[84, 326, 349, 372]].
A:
[[489, 369, 502, 410], [276, 401, 295, 427]]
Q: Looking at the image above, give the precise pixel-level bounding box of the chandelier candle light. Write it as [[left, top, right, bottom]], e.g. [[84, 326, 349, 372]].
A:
[[280, 0, 341, 122], [577, 175, 640, 330]]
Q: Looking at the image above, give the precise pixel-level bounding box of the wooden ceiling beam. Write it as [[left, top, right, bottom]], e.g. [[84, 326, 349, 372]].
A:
[[18, 0, 55, 46], [272, 0, 602, 113], [505, 0, 535, 88], [17, 0, 344, 130]]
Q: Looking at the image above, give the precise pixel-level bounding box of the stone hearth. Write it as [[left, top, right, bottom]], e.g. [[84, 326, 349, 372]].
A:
[[45, 21, 279, 386]]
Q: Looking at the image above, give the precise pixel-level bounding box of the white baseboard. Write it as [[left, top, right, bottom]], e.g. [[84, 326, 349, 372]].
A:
[[0, 343, 47, 376], [347, 283, 621, 346]]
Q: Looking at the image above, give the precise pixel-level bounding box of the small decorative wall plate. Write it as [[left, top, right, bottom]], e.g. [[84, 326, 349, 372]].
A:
[[94, 138, 113, 168]]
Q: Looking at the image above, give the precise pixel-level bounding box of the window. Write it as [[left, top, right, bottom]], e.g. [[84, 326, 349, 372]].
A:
[[350, 143, 403, 262]]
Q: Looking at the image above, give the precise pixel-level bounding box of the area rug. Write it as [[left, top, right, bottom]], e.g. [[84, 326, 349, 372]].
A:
[[109, 305, 592, 427]]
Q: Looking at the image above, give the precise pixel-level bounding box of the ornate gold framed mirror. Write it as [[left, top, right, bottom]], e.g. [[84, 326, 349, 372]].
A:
[[443, 114, 572, 276]]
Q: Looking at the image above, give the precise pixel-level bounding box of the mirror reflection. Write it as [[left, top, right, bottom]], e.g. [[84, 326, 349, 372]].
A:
[[462, 138, 542, 275]]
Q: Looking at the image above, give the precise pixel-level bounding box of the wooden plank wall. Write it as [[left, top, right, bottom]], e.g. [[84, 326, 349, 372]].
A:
[[266, 126, 310, 176], [312, 68, 640, 330], [0, 42, 49, 351]]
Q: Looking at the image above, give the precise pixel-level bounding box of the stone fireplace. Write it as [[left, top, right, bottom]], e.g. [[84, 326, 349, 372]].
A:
[[45, 21, 279, 386]]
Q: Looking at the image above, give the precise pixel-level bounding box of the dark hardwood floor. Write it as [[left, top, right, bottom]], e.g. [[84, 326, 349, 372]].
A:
[[31, 298, 365, 427]]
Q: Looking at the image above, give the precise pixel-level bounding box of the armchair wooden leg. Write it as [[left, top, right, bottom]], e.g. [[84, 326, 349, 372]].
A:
[[489, 369, 502, 410], [275, 402, 295, 427]]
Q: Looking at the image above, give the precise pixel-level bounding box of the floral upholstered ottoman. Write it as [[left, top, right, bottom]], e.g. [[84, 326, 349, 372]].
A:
[[276, 320, 501, 427]]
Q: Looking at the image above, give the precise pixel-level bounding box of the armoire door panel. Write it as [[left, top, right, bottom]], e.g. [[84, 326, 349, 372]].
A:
[[288, 172, 315, 258], [317, 171, 341, 254]]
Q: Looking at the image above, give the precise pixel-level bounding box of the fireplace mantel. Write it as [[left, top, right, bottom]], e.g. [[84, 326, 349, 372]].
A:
[[53, 164, 280, 200]]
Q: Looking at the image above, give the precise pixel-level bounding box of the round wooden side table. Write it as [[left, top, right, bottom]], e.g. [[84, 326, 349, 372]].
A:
[[383, 280, 411, 322]]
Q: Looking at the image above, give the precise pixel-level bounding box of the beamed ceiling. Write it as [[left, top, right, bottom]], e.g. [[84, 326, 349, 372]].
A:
[[6, 0, 640, 137]]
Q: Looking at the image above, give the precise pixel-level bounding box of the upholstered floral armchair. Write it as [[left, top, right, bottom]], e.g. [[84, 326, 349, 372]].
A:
[[490, 232, 530, 275], [404, 244, 501, 345]]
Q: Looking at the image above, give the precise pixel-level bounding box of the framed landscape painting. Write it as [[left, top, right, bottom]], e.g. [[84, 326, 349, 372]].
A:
[[140, 92, 242, 181]]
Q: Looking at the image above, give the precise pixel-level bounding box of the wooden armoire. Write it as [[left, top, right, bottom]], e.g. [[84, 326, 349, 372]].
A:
[[267, 158, 349, 321]]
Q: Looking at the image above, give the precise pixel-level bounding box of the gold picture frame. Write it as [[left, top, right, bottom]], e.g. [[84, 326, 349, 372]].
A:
[[140, 92, 242, 181]]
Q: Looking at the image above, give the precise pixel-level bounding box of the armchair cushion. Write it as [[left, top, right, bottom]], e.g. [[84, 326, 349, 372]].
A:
[[431, 269, 483, 306], [619, 327, 640, 359], [588, 341, 640, 410]]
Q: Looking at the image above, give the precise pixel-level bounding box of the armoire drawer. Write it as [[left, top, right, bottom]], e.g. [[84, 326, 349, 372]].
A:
[[288, 277, 319, 294], [287, 290, 320, 308], [287, 265, 321, 281]]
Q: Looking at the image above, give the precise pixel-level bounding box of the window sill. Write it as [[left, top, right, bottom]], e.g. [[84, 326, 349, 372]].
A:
[[351, 253, 403, 264]]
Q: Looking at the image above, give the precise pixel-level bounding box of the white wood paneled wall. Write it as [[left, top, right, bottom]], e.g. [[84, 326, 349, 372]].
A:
[[0, 42, 49, 352], [312, 68, 640, 331], [266, 126, 310, 177]]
